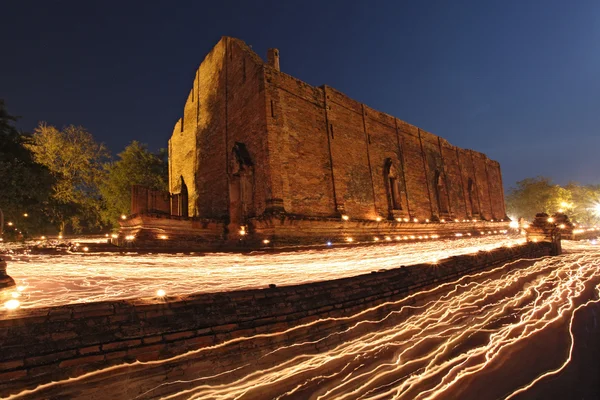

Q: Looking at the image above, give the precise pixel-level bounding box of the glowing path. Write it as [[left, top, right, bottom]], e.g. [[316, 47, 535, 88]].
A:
[[1, 235, 521, 309], [6, 240, 600, 399]]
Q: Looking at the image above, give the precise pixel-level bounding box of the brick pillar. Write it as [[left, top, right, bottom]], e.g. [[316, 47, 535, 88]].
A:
[[267, 48, 280, 71], [526, 213, 562, 256]]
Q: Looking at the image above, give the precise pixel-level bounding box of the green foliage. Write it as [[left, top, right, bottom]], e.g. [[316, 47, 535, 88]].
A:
[[27, 122, 109, 233], [507, 177, 600, 225], [0, 100, 55, 238], [99, 141, 168, 227]]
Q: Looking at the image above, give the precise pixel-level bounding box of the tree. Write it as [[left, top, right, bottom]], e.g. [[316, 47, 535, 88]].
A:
[[506, 177, 572, 220], [0, 100, 54, 238], [565, 182, 600, 225], [27, 123, 109, 233], [99, 141, 168, 226]]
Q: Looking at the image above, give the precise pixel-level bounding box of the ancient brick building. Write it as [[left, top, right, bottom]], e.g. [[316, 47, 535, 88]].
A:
[[121, 37, 508, 248]]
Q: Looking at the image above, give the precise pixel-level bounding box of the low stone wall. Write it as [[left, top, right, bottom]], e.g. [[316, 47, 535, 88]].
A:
[[251, 215, 510, 246], [116, 213, 225, 249], [117, 212, 510, 250], [0, 242, 552, 396]]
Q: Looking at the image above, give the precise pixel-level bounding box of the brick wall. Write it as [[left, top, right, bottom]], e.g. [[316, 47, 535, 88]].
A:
[[130, 185, 170, 215], [167, 36, 507, 227], [0, 242, 552, 396]]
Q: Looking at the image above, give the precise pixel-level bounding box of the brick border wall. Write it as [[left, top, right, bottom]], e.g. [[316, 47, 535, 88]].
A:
[[0, 242, 552, 395]]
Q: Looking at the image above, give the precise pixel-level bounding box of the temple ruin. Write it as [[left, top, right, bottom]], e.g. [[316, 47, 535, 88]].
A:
[[119, 37, 508, 248]]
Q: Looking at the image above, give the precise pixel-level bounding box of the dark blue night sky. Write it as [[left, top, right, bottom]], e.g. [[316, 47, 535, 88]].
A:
[[2, 0, 599, 189]]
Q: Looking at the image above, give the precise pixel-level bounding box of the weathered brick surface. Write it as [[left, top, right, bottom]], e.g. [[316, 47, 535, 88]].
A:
[[158, 36, 507, 246]]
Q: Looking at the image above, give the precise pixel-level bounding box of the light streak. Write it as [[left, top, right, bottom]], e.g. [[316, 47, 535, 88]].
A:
[[6, 241, 600, 399], [0, 236, 522, 310]]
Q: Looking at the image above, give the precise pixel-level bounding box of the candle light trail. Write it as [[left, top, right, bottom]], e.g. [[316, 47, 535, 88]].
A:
[[4, 240, 600, 399], [1, 235, 521, 309]]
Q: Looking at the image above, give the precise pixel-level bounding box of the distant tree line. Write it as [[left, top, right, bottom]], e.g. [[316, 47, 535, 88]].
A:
[[507, 177, 600, 225], [0, 100, 167, 239]]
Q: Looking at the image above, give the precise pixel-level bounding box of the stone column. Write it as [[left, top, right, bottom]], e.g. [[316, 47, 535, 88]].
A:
[[526, 213, 562, 256]]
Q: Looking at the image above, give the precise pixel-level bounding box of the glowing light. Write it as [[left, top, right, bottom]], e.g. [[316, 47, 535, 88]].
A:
[[23, 213, 28, 217], [121, 214, 127, 220], [11, 292, 20, 298], [413, 218, 418, 223], [403, 218, 409, 222], [326, 241, 332, 246], [125, 235, 135, 241], [523, 223, 530, 229], [345, 237, 353, 242], [440, 219, 445, 223], [396, 218, 402, 222], [58, 235, 63, 239], [373, 237, 379, 242], [385, 236, 391, 241], [2, 235, 526, 311], [558, 209, 564, 213], [425, 219, 430, 223], [4, 299, 20, 310], [454, 219, 459, 222], [41, 236, 46, 240], [17, 286, 25, 292], [342, 215, 349, 221], [262, 239, 270, 244], [82, 247, 89, 252], [375, 217, 382, 222], [559, 224, 566, 229], [547, 217, 555, 223], [159, 235, 168, 240], [111, 234, 118, 239], [156, 289, 166, 297], [239, 230, 247, 236], [7, 222, 13, 226], [455, 233, 463, 237], [509, 221, 519, 229]]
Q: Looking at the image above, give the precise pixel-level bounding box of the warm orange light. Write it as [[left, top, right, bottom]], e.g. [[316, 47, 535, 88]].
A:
[[342, 215, 350, 221], [4, 299, 20, 310]]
